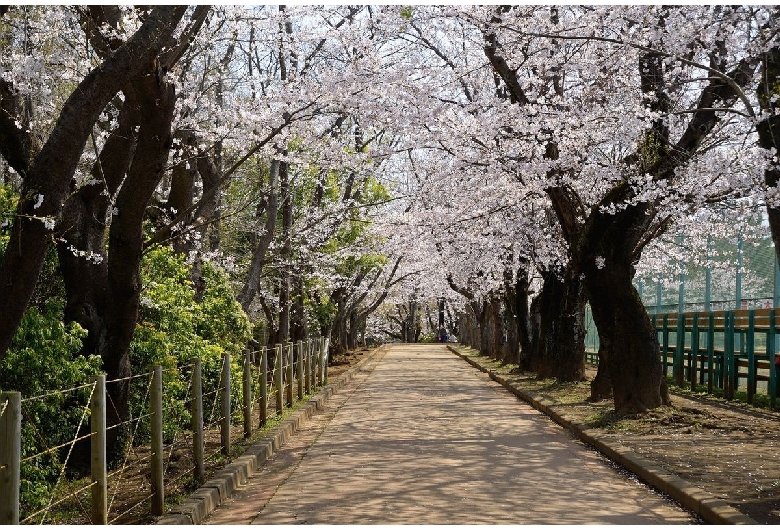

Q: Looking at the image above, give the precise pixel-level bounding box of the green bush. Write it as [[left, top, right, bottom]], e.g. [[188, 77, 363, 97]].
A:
[[130, 248, 252, 442], [0, 301, 102, 515]]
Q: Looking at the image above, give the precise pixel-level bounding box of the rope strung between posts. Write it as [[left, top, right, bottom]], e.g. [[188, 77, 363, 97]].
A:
[[106, 371, 154, 516], [205, 358, 227, 429], [20, 381, 97, 524]]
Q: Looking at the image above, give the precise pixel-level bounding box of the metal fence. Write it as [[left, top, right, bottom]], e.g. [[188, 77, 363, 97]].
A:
[[585, 308, 780, 407], [0, 337, 329, 525]]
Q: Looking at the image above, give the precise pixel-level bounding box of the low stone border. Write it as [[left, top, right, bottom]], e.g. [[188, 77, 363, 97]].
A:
[[156, 345, 388, 525], [448, 345, 757, 526]]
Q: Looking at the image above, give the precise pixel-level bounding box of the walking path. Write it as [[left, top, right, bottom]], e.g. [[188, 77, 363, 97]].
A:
[[201, 344, 696, 525]]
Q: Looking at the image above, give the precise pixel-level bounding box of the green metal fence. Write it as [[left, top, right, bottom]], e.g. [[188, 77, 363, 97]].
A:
[[586, 308, 780, 408]]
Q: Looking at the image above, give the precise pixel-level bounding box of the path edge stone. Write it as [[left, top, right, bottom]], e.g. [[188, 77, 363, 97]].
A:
[[156, 345, 388, 525], [448, 345, 757, 526]]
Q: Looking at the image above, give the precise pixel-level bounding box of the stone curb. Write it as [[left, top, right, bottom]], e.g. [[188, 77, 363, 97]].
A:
[[156, 345, 388, 525], [448, 345, 757, 526]]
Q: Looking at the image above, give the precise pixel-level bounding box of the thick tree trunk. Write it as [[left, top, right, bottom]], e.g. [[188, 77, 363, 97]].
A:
[[586, 294, 614, 402], [57, 94, 139, 359], [585, 262, 669, 412], [514, 266, 533, 363], [526, 291, 542, 372], [758, 45, 780, 261], [0, 7, 186, 359], [347, 310, 358, 351], [101, 75, 177, 449], [501, 284, 519, 365], [589, 318, 613, 401], [583, 195, 670, 413], [535, 266, 586, 381], [487, 296, 503, 360]]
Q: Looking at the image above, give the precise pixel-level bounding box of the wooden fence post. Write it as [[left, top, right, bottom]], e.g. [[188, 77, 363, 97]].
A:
[[304, 340, 311, 395], [192, 358, 205, 484], [661, 314, 670, 377], [690, 313, 699, 392], [221, 354, 231, 455], [275, 345, 284, 415], [322, 337, 329, 385], [151, 366, 164, 516], [725, 311, 735, 400], [0, 391, 21, 525], [259, 348, 268, 426], [243, 349, 252, 438], [286, 343, 294, 407], [91, 375, 107, 525], [747, 310, 756, 405], [297, 341, 304, 400], [707, 312, 715, 394], [675, 312, 685, 387]]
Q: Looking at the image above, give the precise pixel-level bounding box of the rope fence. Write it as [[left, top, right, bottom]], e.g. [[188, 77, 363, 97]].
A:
[[0, 336, 329, 525]]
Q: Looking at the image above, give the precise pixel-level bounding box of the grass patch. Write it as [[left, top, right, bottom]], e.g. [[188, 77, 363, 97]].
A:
[[665, 375, 778, 411]]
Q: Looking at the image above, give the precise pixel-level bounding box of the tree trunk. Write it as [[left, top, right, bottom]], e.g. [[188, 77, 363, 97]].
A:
[[582, 196, 670, 413], [585, 260, 669, 412], [238, 160, 279, 312], [488, 296, 503, 360], [590, 329, 613, 402], [57, 93, 140, 360], [0, 7, 186, 359], [515, 266, 533, 364], [291, 274, 307, 342], [101, 74, 177, 450], [758, 45, 780, 261], [586, 300, 614, 402], [535, 266, 586, 381], [276, 161, 292, 343], [347, 310, 358, 351]]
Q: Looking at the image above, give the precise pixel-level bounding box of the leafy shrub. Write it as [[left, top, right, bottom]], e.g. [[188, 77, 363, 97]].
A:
[[0, 301, 102, 515], [130, 248, 252, 442]]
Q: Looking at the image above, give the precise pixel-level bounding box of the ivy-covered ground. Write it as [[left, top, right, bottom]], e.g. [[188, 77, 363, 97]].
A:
[[449, 345, 780, 524]]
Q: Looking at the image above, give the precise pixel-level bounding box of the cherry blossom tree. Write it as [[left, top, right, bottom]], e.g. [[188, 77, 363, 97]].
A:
[[0, 6, 188, 362]]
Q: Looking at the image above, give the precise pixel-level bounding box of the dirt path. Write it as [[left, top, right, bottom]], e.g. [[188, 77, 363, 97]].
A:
[[451, 345, 780, 524], [203, 344, 697, 525]]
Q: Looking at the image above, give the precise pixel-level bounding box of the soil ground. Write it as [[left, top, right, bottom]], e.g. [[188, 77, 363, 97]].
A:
[[449, 345, 780, 525]]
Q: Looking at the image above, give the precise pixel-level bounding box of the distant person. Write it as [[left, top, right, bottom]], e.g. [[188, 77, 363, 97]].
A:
[[438, 328, 448, 342]]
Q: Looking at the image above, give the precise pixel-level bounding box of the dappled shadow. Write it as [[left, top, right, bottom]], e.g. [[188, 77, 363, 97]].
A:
[[248, 344, 696, 525]]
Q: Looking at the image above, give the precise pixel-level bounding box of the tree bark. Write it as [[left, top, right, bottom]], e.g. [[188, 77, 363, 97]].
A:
[[583, 224, 669, 411], [57, 90, 140, 360], [758, 43, 780, 260], [238, 160, 280, 312], [534, 266, 586, 381], [276, 161, 293, 343], [515, 265, 533, 362], [101, 72, 177, 447], [0, 6, 186, 359], [487, 295, 503, 360]]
